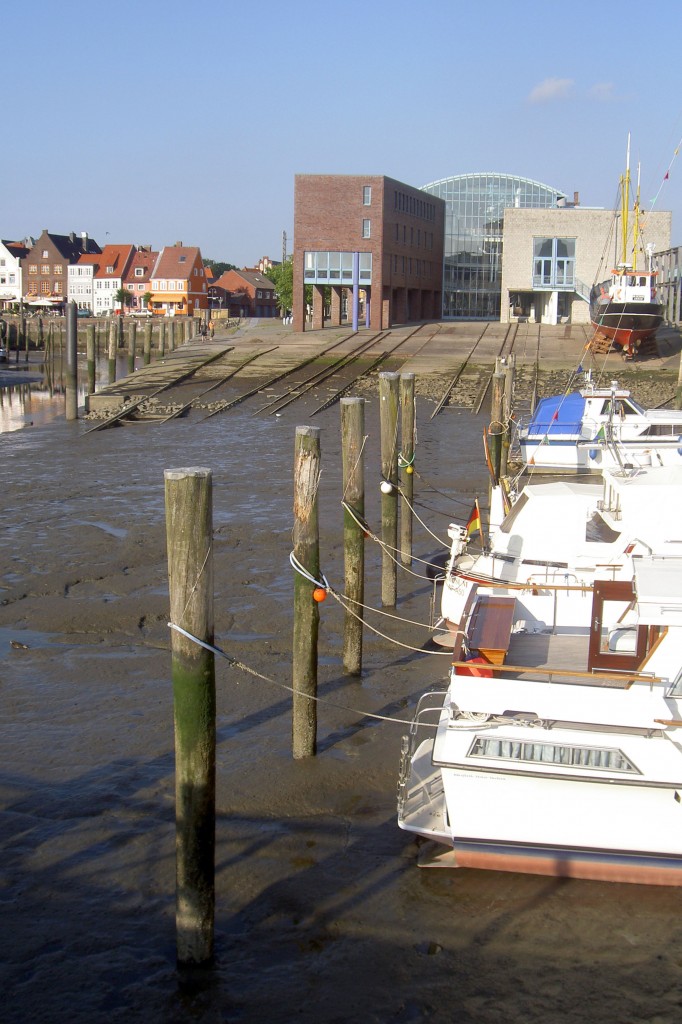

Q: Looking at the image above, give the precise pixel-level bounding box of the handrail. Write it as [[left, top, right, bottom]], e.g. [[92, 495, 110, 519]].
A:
[[450, 659, 661, 685]]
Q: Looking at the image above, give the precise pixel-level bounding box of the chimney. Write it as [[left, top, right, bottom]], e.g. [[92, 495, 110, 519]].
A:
[[573, 191, 580, 207], [81, 231, 88, 252], [70, 232, 76, 243], [175, 241, 183, 247]]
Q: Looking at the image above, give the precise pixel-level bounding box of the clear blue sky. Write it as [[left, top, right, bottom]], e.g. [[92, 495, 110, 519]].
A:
[[4, 0, 682, 267]]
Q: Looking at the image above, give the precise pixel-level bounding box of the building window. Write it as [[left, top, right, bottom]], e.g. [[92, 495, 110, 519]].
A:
[[362, 219, 371, 239], [53, 264, 62, 274], [363, 186, 372, 206], [135, 268, 144, 277], [532, 237, 576, 289], [40, 280, 50, 294], [42, 250, 48, 258], [29, 265, 37, 274], [41, 264, 50, 274]]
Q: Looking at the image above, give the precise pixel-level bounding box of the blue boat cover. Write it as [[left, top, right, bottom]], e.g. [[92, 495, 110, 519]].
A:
[[526, 393, 586, 437]]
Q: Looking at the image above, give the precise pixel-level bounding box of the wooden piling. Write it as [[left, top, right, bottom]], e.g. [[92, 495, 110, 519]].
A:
[[500, 355, 515, 477], [489, 370, 505, 484], [159, 321, 166, 357], [128, 320, 137, 373], [292, 426, 321, 758], [164, 466, 215, 967], [399, 373, 415, 566], [341, 398, 365, 676], [86, 323, 96, 394], [65, 302, 78, 421], [379, 372, 400, 607], [169, 320, 176, 352], [108, 319, 117, 383], [143, 321, 153, 365]]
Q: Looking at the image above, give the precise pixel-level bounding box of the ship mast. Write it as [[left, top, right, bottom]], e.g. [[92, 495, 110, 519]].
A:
[[621, 133, 631, 268]]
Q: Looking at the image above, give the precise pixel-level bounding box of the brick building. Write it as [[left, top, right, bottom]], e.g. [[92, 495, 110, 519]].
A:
[[23, 229, 100, 309], [293, 175, 445, 332], [210, 269, 278, 318]]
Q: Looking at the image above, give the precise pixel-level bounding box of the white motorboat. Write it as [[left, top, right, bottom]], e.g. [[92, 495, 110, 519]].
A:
[[517, 376, 682, 474], [399, 467, 682, 884]]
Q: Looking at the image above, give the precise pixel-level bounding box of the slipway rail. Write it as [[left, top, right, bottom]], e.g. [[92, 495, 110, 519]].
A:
[[430, 324, 491, 418]]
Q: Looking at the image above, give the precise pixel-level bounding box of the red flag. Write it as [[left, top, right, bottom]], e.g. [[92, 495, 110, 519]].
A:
[[664, 171, 670, 181]]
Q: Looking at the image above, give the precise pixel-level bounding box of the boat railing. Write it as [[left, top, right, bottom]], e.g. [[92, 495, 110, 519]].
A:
[[397, 690, 447, 817]]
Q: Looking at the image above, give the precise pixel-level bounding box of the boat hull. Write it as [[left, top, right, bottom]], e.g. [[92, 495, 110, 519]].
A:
[[591, 301, 663, 348], [430, 839, 682, 886]]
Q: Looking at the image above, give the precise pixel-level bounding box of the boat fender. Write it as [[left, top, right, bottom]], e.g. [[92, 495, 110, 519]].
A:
[[589, 448, 599, 461]]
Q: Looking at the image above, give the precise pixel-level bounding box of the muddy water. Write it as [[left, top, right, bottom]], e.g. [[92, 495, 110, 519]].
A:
[[1, 386, 682, 1024]]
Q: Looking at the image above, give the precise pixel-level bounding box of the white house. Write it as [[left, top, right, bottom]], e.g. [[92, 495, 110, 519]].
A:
[[68, 253, 100, 311], [0, 239, 30, 309]]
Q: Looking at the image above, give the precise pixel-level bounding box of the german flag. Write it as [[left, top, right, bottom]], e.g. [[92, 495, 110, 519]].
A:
[[465, 500, 481, 539]]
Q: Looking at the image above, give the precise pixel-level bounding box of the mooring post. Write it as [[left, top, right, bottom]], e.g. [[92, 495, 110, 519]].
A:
[[164, 466, 216, 967], [169, 319, 176, 352], [108, 319, 117, 383], [86, 323, 96, 394], [128, 320, 137, 374], [399, 373, 415, 566], [500, 355, 515, 477], [292, 426, 321, 758], [65, 301, 78, 421], [379, 372, 400, 607], [143, 321, 153, 365], [341, 397, 365, 676], [489, 370, 505, 484], [159, 321, 166, 357]]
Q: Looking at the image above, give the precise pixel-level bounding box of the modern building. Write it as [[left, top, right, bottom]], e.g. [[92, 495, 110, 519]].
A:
[[655, 246, 682, 326], [293, 174, 445, 332], [500, 206, 671, 326], [420, 173, 565, 320]]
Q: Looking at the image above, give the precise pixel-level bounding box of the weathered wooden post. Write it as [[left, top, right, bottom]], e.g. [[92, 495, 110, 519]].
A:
[[292, 426, 321, 758], [399, 373, 415, 566], [86, 323, 96, 394], [108, 319, 117, 383], [164, 466, 216, 967], [379, 372, 400, 607], [169, 319, 176, 352], [676, 347, 682, 409], [128, 320, 137, 373], [143, 321, 153, 365], [341, 397, 365, 676], [500, 354, 515, 477], [65, 301, 78, 421], [159, 321, 166, 357], [489, 370, 505, 484]]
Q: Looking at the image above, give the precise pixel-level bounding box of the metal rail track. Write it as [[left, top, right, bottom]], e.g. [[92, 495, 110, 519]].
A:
[[429, 324, 490, 419]]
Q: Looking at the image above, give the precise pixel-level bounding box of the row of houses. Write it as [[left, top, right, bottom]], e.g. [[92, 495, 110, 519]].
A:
[[0, 229, 280, 318]]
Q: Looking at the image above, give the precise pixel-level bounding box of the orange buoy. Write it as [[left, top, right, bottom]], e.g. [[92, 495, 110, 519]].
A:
[[313, 588, 327, 603]]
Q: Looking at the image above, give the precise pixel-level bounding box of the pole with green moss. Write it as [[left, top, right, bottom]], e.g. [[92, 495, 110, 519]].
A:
[[399, 373, 415, 566], [108, 319, 117, 383], [341, 397, 365, 676], [292, 425, 321, 758], [164, 466, 215, 967], [379, 372, 400, 607], [86, 323, 96, 394]]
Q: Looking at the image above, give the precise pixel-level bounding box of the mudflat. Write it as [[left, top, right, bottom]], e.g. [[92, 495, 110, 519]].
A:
[[2, 321, 682, 1024]]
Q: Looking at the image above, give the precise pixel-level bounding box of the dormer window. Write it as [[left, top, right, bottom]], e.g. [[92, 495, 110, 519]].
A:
[[106, 265, 114, 273], [179, 255, 186, 263], [135, 268, 144, 277]]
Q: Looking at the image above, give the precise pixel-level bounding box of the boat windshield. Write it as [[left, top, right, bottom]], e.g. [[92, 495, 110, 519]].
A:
[[498, 493, 528, 533], [585, 512, 621, 543]]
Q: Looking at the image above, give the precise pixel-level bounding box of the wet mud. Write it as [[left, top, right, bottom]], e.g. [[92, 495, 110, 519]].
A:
[[1, 371, 682, 1024]]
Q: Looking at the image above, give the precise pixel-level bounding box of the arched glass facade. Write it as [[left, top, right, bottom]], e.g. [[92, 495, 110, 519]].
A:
[[421, 173, 564, 319]]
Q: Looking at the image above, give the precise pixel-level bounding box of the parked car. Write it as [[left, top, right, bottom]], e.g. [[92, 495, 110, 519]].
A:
[[130, 308, 153, 317], [77, 308, 93, 318]]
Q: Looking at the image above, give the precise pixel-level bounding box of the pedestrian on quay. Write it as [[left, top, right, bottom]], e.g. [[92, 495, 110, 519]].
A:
[[208, 319, 214, 338]]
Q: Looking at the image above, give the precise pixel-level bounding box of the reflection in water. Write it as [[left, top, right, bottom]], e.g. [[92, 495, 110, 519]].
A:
[[0, 353, 144, 434]]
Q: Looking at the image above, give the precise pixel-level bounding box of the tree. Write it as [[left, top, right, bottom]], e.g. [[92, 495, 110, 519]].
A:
[[265, 258, 294, 315], [115, 287, 134, 314], [142, 290, 153, 310], [204, 259, 238, 277]]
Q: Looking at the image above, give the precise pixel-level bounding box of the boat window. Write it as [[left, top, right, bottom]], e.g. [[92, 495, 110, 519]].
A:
[[669, 673, 682, 698], [641, 424, 678, 437], [585, 512, 621, 543], [498, 492, 528, 533], [468, 736, 639, 773]]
